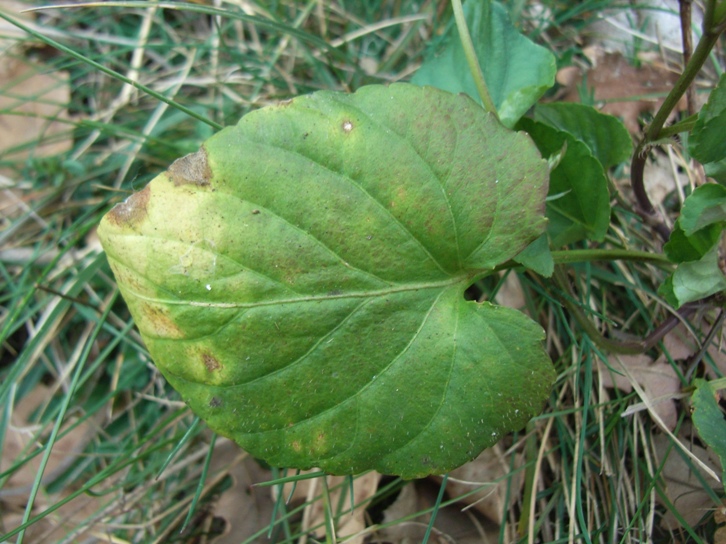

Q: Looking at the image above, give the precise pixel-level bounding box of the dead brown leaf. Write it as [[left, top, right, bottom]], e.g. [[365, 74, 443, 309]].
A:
[[0, 384, 109, 541], [0, 57, 71, 171], [598, 354, 681, 430], [376, 478, 496, 544], [661, 315, 726, 379], [558, 50, 685, 134], [653, 433, 723, 530], [0, 0, 72, 203], [444, 444, 522, 525], [275, 470, 381, 544], [208, 440, 275, 544]]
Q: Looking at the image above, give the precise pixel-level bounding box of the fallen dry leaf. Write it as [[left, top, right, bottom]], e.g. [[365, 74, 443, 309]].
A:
[[443, 444, 522, 524], [558, 50, 685, 134], [276, 470, 381, 544], [0, 0, 32, 42], [0, 383, 108, 542], [660, 315, 726, 379], [0, 57, 71, 171], [598, 354, 681, 430], [653, 433, 723, 530], [0, 0, 73, 229], [375, 478, 498, 544], [208, 440, 275, 544]]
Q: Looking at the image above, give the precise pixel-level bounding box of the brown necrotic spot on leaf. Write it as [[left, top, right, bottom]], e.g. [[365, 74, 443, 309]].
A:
[[106, 185, 151, 228], [138, 302, 183, 339], [203, 353, 221, 372], [168, 148, 211, 186], [209, 396, 222, 408]]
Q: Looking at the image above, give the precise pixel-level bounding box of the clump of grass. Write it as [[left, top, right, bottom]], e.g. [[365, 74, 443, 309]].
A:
[[1, 1, 724, 543]]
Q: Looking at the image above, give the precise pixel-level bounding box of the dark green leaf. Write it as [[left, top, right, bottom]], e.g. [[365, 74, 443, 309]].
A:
[[534, 103, 632, 169], [411, 0, 555, 128], [691, 378, 726, 493], [664, 222, 722, 262], [518, 117, 610, 246], [689, 73, 726, 165], [98, 84, 555, 478]]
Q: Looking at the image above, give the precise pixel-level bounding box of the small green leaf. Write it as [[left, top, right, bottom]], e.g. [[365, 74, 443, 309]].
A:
[[704, 158, 726, 183], [411, 0, 555, 128], [679, 184, 726, 236], [518, 118, 610, 246], [658, 274, 679, 308], [98, 84, 555, 478], [660, 245, 726, 307], [689, 73, 726, 166], [513, 234, 554, 277], [664, 222, 722, 262], [534, 103, 632, 169], [691, 378, 726, 493]]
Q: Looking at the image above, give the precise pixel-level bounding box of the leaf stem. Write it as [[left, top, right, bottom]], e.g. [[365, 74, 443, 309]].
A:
[[450, 0, 499, 119], [550, 249, 671, 266]]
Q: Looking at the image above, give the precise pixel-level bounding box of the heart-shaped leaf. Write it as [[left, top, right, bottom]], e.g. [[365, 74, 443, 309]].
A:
[[517, 117, 611, 246], [411, 0, 555, 128], [98, 84, 555, 478]]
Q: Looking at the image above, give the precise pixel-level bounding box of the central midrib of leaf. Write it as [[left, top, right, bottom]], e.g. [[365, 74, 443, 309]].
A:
[[117, 271, 474, 309]]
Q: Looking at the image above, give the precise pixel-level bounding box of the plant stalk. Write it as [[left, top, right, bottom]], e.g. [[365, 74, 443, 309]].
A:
[[450, 0, 499, 118], [550, 249, 671, 266], [630, 0, 726, 233]]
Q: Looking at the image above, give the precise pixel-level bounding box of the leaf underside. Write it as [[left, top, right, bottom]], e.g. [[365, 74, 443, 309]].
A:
[[98, 83, 555, 478]]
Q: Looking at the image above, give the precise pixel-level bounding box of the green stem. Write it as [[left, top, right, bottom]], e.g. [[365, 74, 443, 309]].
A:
[[715, 1, 726, 24], [646, 0, 723, 142], [450, 0, 499, 119], [630, 0, 725, 227], [550, 249, 671, 266], [656, 114, 699, 140]]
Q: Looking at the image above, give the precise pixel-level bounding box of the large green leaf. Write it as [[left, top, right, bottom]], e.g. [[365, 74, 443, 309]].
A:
[[98, 84, 555, 478], [517, 117, 610, 246], [411, 0, 555, 128], [534, 103, 632, 170]]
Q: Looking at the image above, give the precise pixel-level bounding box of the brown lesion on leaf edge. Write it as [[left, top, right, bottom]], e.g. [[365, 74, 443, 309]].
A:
[[105, 184, 151, 228], [168, 147, 212, 187]]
